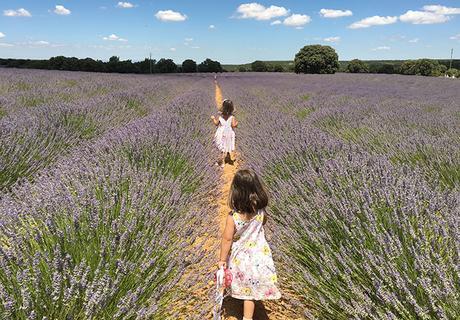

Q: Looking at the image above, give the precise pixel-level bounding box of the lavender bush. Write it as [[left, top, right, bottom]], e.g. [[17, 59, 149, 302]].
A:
[[0, 70, 219, 319], [220, 73, 460, 319]]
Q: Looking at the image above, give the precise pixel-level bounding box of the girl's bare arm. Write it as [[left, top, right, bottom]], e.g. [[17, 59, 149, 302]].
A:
[[219, 214, 235, 267], [211, 115, 219, 126], [232, 117, 238, 128]]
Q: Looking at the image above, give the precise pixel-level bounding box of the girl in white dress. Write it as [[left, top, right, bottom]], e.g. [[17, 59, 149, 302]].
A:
[[218, 169, 281, 320], [211, 99, 238, 167]]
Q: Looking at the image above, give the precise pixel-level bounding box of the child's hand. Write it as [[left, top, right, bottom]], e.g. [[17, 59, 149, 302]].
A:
[[211, 115, 216, 120], [218, 261, 227, 269]]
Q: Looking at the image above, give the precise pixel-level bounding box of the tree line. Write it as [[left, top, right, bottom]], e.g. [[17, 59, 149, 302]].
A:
[[292, 45, 459, 77], [0, 56, 223, 73]]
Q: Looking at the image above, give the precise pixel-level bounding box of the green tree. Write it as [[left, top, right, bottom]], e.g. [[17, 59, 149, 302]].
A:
[[446, 68, 459, 78], [251, 60, 268, 72], [182, 59, 197, 73], [238, 66, 248, 72], [294, 45, 339, 74], [273, 64, 284, 72], [347, 59, 369, 73], [156, 58, 177, 73], [400, 59, 443, 76], [197, 58, 223, 72]]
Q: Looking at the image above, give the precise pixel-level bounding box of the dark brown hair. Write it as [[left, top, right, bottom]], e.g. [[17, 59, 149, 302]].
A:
[[222, 99, 234, 117], [228, 169, 268, 214]]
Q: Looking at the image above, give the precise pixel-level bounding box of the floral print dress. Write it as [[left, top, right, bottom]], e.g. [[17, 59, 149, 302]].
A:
[[227, 209, 281, 300]]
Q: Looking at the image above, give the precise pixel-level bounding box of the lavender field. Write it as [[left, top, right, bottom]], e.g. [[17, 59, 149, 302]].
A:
[[1, 69, 459, 319]]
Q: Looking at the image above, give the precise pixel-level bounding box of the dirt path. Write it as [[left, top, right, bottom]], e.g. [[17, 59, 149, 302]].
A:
[[172, 80, 303, 319], [215, 82, 303, 320]]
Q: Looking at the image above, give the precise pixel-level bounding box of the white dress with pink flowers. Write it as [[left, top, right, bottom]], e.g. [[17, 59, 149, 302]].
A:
[[227, 210, 281, 300]]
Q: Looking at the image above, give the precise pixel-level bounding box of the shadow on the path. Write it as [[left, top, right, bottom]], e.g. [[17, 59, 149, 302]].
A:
[[222, 296, 270, 320]]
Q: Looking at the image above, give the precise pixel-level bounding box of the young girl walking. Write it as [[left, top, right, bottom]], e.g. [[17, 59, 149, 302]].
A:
[[218, 169, 281, 320], [211, 99, 238, 167]]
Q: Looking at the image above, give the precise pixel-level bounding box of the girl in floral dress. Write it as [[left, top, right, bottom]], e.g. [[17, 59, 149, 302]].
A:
[[218, 169, 281, 320]]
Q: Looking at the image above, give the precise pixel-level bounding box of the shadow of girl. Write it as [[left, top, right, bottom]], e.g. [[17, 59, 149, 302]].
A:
[[222, 296, 269, 320]]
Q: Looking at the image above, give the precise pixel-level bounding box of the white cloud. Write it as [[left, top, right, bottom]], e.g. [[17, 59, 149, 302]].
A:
[[399, 5, 460, 25], [54, 5, 71, 15], [117, 2, 135, 9], [324, 36, 340, 43], [0, 43, 14, 47], [283, 14, 311, 27], [400, 10, 450, 24], [450, 34, 460, 40], [320, 9, 352, 18], [408, 38, 419, 43], [372, 46, 391, 51], [103, 34, 128, 42], [236, 3, 289, 20], [170, 47, 176, 52], [0, 32, 5, 39], [33, 41, 50, 45], [155, 10, 187, 22], [209, 24, 215, 29], [4, 8, 32, 17], [349, 16, 398, 29], [270, 20, 281, 25], [190, 46, 200, 49], [185, 38, 193, 42], [422, 5, 460, 15]]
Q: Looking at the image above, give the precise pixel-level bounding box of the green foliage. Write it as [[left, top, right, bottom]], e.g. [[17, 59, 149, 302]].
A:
[[251, 60, 268, 72], [400, 59, 445, 76], [156, 58, 177, 73], [347, 59, 370, 73], [294, 45, 339, 74], [296, 106, 315, 119], [197, 58, 223, 72], [181, 59, 197, 73]]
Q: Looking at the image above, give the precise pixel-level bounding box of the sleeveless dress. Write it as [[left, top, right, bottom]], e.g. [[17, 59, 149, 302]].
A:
[[227, 210, 281, 300], [214, 116, 235, 153]]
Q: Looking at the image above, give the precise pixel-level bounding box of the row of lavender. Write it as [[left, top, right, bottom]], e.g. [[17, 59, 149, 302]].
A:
[[220, 73, 460, 319], [0, 69, 198, 192], [0, 70, 219, 318]]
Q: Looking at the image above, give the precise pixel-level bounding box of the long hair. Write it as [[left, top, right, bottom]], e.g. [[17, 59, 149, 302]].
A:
[[228, 169, 268, 214], [221, 99, 234, 117]]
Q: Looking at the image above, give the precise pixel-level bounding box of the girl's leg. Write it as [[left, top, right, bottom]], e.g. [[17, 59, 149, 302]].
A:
[[243, 300, 255, 319]]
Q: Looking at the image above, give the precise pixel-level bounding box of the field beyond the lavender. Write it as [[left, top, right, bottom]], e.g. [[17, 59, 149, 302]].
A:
[[0, 70, 459, 319]]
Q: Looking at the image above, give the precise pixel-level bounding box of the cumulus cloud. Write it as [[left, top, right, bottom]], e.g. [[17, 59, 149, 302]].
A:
[[190, 46, 200, 49], [54, 5, 71, 15], [422, 5, 460, 15], [0, 32, 5, 38], [270, 20, 281, 25], [0, 43, 14, 47], [4, 8, 32, 17], [117, 2, 135, 9], [103, 34, 128, 42], [283, 14, 311, 27], [155, 10, 187, 22], [409, 38, 419, 43], [320, 9, 352, 18], [450, 34, 460, 40], [185, 38, 193, 42], [400, 10, 449, 24], [324, 36, 340, 43], [349, 16, 398, 29], [400, 5, 460, 24], [209, 24, 215, 29], [372, 46, 391, 51], [236, 3, 289, 20], [170, 47, 176, 52]]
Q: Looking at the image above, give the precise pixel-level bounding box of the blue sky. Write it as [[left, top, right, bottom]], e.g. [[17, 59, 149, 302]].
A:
[[0, 0, 459, 63]]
